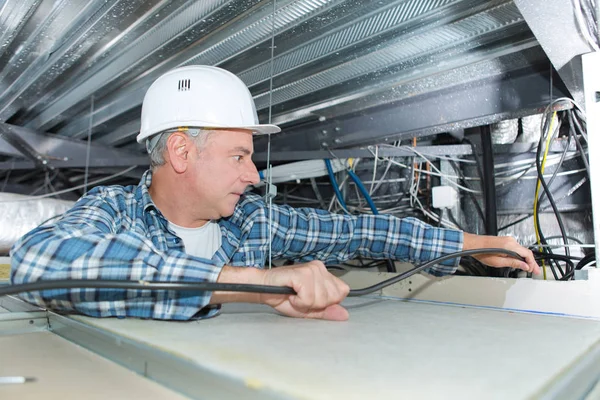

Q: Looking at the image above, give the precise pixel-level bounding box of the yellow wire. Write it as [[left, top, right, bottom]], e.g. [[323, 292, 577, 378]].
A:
[[533, 111, 557, 280]]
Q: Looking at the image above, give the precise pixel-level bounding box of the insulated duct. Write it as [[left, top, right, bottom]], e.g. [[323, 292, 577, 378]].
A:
[[491, 119, 519, 144], [0, 193, 74, 254]]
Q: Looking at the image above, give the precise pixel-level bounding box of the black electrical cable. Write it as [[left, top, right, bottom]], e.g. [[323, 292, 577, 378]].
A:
[[462, 138, 485, 193], [348, 248, 522, 296], [576, 252, 596, 270], [532, 251, 576, 281], [0, 249, 524, 298], [326, 266, 348, 271], [534, 114, 572, 280], [571, 109, 589, 141], [437, 208, 444, 227], [567, 111, 591, 176], [0, 281, 297, 297], [533, 114, 561, 280], [541, 235, 584, 245], [498, 214, 532, 232], [447, 209, 466, 232], [532, 250, 580, 262]]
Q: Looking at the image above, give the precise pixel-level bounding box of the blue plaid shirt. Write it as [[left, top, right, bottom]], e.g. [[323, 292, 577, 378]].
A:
[[10, 170, 463, 320]]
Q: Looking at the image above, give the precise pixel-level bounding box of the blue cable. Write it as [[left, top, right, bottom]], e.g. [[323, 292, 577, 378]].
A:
[[328, 160, 396, 272], [324, 159, 348, 211], [346, 168, 378, 215], [347, 166, 398, 272]]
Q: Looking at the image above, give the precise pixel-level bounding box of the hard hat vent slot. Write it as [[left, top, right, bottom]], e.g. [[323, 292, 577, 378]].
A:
[[178, 79, 191, 91]]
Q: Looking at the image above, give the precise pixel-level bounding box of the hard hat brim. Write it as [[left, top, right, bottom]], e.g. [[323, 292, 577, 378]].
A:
[[137, 123, 281, 143], [241, 123, 281, 135]]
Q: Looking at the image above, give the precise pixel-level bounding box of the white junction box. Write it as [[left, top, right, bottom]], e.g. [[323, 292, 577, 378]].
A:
[[432, 185, 458, 209]]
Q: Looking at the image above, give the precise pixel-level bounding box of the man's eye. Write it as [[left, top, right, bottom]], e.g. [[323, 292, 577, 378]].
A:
[[233, 155, 242, 161]]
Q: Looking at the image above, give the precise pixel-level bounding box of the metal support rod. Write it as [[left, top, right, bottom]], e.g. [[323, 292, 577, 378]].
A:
[[480, 125, 498, 236]]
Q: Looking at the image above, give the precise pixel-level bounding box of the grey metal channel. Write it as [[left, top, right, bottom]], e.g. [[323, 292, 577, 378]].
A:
[[0, 296, 49, 336], [537, 339, 600, 400], [47, 312, 292, 400]]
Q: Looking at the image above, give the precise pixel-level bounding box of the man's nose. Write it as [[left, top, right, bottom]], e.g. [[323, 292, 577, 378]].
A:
[[243, 161, 261, 185]]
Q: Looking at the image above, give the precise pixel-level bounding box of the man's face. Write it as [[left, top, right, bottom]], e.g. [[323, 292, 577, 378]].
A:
[[190, 129, 260, 220]]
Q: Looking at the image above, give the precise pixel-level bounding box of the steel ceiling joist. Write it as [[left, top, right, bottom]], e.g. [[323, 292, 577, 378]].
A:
[[255, 46, 569, 153], [0, 123, 148, 170]]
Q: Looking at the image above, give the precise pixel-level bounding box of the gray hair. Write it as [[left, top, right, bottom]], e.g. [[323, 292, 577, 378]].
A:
[[149, 129, 212, 170]]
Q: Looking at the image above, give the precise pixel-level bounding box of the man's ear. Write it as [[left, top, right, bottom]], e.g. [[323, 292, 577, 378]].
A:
[[166, 132, 189, 173]]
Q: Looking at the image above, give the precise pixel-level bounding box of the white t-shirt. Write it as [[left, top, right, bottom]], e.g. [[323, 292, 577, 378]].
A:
[[168, 220, 222, 260]]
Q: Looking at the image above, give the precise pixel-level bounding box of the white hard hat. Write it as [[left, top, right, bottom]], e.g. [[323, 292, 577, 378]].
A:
[[137, 65, 280, 147]]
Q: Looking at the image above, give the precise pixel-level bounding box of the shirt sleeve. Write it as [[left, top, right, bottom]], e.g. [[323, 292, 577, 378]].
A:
[[266, 204, 463, 276], [9, 193, 223, 320]]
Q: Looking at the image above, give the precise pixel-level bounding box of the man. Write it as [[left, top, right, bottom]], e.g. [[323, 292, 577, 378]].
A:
[[10, 66, 539, 321]]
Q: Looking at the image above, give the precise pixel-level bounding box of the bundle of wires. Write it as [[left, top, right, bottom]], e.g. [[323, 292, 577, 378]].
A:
[[269, 96, 592, 279], [572, 0, 600, 52], [532, 99, 590, 280]]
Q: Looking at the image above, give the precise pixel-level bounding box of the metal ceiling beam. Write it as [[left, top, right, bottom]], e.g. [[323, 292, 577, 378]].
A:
[[0, 123, 149, 170], [0, 139, 22, 158], [0, 124, 48, 168], [97, 120, 141, 146], [255, 59, 569, 153], [514, 0, 595, 106]]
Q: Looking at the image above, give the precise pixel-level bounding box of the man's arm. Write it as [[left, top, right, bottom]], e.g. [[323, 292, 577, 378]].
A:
[[10, 196, 225, 320], [251, 201, 462, 275], [240, 196, 538, 276]]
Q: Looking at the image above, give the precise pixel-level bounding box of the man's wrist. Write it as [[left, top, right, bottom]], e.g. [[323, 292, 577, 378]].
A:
[[209, 265, 266, 305], [463, 232, 486, 251]]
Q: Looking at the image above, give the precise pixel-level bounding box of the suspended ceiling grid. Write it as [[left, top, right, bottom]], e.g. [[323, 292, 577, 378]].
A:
[[0, 0, 581, 181]]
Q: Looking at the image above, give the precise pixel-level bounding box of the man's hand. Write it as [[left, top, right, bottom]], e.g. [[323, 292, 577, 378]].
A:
[[463, 232, 540, 275], [260, 260, 350, 321], [211, 261, 350, 321]]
